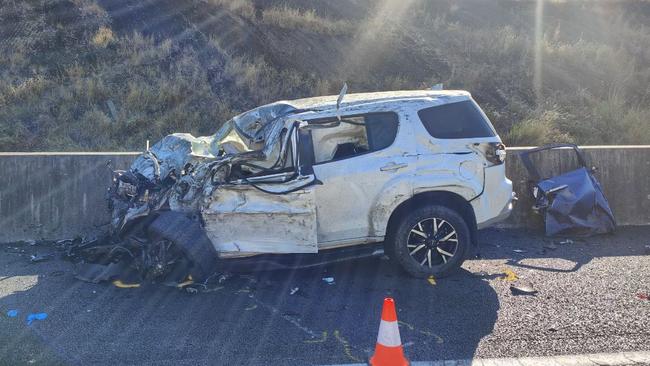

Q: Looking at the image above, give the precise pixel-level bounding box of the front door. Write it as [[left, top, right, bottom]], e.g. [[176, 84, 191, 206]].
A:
[[202, 174, 319, 254], [202, 125, 320, 255]]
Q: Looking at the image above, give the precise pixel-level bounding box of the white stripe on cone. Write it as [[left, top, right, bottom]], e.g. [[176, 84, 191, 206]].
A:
[[376, 320, 402, 347]]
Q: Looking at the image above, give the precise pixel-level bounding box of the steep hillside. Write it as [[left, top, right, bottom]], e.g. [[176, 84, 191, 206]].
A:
[[1, 0, 649, 151]]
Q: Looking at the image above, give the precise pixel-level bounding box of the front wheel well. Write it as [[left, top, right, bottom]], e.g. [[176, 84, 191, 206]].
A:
[[386, 191, 478, 247]]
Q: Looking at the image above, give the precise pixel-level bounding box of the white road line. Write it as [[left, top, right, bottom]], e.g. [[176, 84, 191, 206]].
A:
[[320, 350, 650, 366]]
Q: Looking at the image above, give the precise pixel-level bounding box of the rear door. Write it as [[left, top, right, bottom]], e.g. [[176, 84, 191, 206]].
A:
[[411, 99, 502, 197], [303, 111, 416, 245]]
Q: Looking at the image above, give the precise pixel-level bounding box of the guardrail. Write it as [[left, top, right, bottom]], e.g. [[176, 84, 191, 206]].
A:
[[0, 146, 648, 242]]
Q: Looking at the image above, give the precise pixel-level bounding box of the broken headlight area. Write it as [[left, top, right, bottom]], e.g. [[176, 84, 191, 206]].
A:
[[521, 143, 616, 237]]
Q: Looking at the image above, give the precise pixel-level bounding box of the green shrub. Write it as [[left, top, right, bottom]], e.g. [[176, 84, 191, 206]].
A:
[[506, 110, 574, 147]]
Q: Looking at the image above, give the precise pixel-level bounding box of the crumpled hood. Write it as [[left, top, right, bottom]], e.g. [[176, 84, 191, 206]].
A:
[[130, 102, 299, 182], [130, 133, 220, 182]]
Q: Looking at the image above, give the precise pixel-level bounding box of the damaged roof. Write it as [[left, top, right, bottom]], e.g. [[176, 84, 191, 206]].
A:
[[286, 89, 471, 111]]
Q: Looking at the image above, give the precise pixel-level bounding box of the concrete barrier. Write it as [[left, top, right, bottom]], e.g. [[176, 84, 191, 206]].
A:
[[0, 152, 137, 243], [0, 146, 648, 242]]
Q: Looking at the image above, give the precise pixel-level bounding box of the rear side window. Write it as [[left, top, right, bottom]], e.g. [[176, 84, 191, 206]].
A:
[[417, 100, 495, 139]]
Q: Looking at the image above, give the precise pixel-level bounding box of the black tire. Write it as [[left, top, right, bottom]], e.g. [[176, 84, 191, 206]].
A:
[[147, 211, 217, 280], [389, 205, 470, 278]]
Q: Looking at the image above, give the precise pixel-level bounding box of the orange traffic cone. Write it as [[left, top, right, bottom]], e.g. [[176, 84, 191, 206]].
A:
[[369, 297, 409, 366]]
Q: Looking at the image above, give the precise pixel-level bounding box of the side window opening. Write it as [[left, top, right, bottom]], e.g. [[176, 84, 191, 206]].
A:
[[417, 100, 496, 139], [304, 112, 399, 165], [229, 128, 295, 179]]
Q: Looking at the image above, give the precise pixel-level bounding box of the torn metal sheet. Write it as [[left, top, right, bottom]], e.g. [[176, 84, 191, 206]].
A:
[[521, 144, 616, 236]]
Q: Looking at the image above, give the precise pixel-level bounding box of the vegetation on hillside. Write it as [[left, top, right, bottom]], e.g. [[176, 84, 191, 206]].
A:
[[1, 0, 649, 151]]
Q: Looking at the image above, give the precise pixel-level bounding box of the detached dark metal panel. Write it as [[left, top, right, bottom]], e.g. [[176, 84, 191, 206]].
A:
[[504, 146, 650, 229], [520, 144, 616, 236]]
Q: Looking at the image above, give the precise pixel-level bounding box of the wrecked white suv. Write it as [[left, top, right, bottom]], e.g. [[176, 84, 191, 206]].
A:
[[106, 89, 513, 280]]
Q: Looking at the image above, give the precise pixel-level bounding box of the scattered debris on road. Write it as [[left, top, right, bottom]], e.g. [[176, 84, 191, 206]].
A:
[[30, 253, 55, 263], [290, 287, 300, 295], [427, 276, 437, 286], [510, 281, 538, 296], [4, 246, 25, 254], [112, 280, 141, 289], [26, 313, 47, 325], [513, 249, 526, 253], [172, 276, 194, 288], [559, 239, 574, 245], [74, 261, 131, 284], [322, 277, 335, 285], [217, 273, 231, 283], [503, 269, 518, 282], [521, 144, 616, 236]]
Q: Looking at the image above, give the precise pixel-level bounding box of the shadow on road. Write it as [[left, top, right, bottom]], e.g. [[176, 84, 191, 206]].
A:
[[477, 226, 649, 273], [1, 226, 648, 365], [0, 245, 500, 365]]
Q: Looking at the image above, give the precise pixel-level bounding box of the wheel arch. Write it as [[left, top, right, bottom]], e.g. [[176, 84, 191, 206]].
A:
[[385, 190, 479, 247]]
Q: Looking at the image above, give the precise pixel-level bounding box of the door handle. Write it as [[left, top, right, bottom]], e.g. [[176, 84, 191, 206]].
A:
[[380, 162, 408, 172]]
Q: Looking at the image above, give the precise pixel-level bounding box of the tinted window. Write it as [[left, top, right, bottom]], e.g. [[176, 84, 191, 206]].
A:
[[417, 100, 495, 139], [366, 113, 399, 150]]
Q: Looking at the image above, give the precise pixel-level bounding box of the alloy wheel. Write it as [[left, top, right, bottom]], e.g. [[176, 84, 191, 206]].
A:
[[406, 217, 459, 268]]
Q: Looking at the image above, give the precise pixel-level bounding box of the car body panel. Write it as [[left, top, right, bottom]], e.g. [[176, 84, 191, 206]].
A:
[[109, 89, 514, 258], [202, 178, 318, 255], [307, 106, 417, 245]]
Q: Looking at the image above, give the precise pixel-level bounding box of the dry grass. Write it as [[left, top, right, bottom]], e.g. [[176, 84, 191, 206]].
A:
[[0, 1, 331, 151], [1, 0, 650, 150], [91, 26, 115, 47], [262, 5, 354, 35], [208, 0, 255, 19]]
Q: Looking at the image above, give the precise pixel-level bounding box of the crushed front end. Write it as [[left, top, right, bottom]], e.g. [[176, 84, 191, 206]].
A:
[[76, 103, 306, 284]]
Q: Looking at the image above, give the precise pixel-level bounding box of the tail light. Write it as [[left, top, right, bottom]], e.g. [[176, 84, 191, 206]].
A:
[[486, 142, 506, 165]]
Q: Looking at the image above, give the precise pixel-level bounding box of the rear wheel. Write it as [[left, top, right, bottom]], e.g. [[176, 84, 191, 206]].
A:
[[389, 205, 470, 278]]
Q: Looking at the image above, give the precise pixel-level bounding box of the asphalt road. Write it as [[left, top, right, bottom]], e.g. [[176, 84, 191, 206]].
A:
[[1, 227, 649, 365]]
